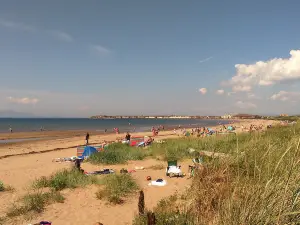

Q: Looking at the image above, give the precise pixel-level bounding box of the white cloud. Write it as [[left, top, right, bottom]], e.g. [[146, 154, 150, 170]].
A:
[[47, 30, 74, 42], [0, 18, 36, 32], [247, 93, 260, 99], [227, 50, 300, 92], [92, 45, 111, 54], [0, 18, 74, 43], [199, 56, 213, 63], [227, 91, 236, 96], [235, 101, 257, 109], [7, 97, 39, 104], [270, 91, 300, 102], [232, 85, 252, 92], [216, 89, 225, 95], [199, 88, 207, 95]]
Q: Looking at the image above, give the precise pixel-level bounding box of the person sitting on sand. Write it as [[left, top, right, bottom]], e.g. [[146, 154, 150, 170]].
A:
[[74, 158, 83, 173], [125, 132, 131, 142]]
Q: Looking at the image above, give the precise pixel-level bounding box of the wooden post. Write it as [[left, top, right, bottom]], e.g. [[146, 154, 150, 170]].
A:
[[138, 190, 145, 215], [147, 212, 156, 225]]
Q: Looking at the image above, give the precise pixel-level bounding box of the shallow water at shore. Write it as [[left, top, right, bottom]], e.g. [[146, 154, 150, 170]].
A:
[[0, 118, 232, 133]]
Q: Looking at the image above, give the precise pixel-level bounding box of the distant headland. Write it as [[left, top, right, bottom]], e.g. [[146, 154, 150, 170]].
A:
[[89, 114, 263, 120]]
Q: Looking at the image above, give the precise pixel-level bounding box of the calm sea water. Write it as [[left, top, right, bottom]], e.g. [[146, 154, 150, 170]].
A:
[[0, 118, 231, 133]]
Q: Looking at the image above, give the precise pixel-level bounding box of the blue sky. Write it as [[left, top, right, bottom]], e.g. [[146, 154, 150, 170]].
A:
[[1, 0, 300, 117]]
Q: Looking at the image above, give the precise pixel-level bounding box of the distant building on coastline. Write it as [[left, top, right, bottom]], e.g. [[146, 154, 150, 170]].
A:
[[221, 114, 232, 119], [279, 114, 289, 117], [90, 115, 223, 119]]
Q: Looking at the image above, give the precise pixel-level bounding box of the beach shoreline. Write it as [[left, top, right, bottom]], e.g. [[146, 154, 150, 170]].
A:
[[0, 119, 276, 159], [0, 119, 240, 142]]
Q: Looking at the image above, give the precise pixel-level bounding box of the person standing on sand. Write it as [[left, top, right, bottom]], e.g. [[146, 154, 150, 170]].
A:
[[86, 132, 90, 145], [9, 126, 12, 133], [125, 132, 131, 142]]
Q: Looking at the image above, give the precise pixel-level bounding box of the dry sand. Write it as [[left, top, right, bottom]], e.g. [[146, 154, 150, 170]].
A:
[[0, 119, 278, 225]]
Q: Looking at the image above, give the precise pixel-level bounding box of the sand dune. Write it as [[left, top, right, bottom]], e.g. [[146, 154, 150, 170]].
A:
[[0, 119, 277, 225]]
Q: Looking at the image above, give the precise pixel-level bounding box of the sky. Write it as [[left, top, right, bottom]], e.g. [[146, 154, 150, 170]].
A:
[[1, 0, 300, 117]]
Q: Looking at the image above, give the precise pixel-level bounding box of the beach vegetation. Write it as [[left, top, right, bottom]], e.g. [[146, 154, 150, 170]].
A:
[[96, 174, 139, 204], [270, 115, 300, 122], [33, 168, 100, 191], [147, 164, 164, 170], [88, 143, 150, 164], [6, 191, 64, 218], [0, 216, 7, 225], [133, 123, 300, 224], [133, 194, 193, 225], [0, 181, 4, 192], [0, 180, 14, 192]]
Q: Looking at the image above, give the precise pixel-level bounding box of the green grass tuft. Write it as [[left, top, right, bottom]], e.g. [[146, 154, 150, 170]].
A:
[[33, 168, 99, 191], [88, 143, 150, 164], [6, 191, 64, 218], [147, 164, 164, 170], [96, 174, 139, 204], [0, 180, 14, 192]]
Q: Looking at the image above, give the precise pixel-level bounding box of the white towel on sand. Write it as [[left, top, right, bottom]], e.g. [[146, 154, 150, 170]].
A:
[[148, 180, 167, 186]]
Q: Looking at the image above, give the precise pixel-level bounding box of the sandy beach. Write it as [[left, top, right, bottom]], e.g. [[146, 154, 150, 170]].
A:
[[0, 119, 278, 225]]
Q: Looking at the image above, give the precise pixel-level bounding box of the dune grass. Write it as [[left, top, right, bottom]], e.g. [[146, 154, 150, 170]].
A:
[[133, 122, 300, 224], [147, 164, 164, 170], [6, 191, 64, 218], [0, 180, 14, 192], [0, 181, 4, 192], [96, 174, 139, 204], [33, 168, 100, 191], [133, 194, 194, 225], [0, 217, 7, 225], [88, 143, 150, 164]]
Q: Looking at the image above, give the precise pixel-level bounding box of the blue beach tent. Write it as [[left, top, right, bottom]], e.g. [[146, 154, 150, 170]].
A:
[[81, 146, 98, 158]]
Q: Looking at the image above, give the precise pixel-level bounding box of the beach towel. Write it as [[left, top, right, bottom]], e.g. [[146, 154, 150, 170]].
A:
[[148, 179, 167, 186], [85, 169, 114, 175], [135, 166, 144, 170]]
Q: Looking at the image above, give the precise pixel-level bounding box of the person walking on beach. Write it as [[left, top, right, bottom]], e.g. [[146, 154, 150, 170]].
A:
[[85, 132, 90, 145], [9, 126, 12, 133]]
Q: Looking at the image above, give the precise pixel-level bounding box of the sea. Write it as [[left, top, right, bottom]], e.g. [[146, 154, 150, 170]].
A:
[[0, 118, 233, 133]]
